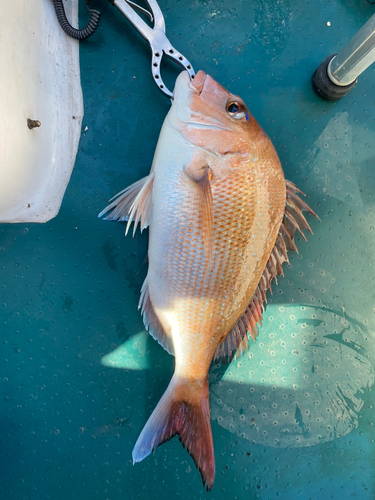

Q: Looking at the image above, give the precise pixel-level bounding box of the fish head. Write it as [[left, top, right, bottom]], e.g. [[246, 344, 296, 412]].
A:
[[169, 70, 264, 158]]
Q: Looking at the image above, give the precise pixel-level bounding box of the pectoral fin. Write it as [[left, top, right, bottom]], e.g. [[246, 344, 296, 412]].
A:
[[184, 164, 213, 264], [98, 173, 154, 235]]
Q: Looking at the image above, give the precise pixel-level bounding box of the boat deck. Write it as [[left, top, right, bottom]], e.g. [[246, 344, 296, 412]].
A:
[[2, 1, 375, 498]]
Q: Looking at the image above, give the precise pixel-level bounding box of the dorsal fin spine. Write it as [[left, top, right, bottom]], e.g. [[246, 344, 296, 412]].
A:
[[284, 210, 307, 241], [286, 186, 320, 220], [280, 223, 298, 253], [272, 247, 283, 275], [262, 271, 270, 291], [267, 258, 277, 283], [255, 287, 263, 310], [258, 281, 267, 303], [253, 295, 263, 319], [276, 235, 289, 263], [286, 198, 313, 234]]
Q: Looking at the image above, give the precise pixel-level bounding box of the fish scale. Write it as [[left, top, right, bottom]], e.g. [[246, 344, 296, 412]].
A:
[[99, 70, 317, 490]]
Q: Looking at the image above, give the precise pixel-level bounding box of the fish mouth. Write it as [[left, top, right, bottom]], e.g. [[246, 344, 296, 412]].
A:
[[174, 70, 206, 99], [189, 70, 207, 94]]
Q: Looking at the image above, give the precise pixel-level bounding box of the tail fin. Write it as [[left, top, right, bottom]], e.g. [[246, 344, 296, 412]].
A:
[[132, 375, 215, 491]]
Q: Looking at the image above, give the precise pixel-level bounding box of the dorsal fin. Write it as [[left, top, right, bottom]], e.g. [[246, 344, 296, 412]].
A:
[[213, 180, 319, 365], [138, 277, 174, 355], [212, 299, 258, 365], [98, 173, 154, 234]]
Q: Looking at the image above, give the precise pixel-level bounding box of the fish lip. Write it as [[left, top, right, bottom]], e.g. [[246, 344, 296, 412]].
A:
[[173, 70, 207, 100], [189, 70, 207, 95]]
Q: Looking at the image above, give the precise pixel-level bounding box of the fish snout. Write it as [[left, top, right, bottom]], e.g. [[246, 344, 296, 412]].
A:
[[190, 70, 207, 93]]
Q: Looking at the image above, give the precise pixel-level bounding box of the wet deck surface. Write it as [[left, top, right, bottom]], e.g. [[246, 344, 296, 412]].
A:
[[2, 0, 375, 498]]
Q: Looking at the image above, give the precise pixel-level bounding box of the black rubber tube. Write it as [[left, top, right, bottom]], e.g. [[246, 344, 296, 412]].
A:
[[53, 0, 100, 40], [312, 54, 357, 101]]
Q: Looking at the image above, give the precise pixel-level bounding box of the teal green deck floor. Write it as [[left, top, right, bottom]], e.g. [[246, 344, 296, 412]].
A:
[[2, 0, 375, 498]]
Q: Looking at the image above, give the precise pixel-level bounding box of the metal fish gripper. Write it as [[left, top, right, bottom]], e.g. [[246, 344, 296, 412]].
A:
[[109, 0, 195, 98]]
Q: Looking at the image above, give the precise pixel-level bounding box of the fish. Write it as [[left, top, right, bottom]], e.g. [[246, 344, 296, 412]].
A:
[[99, 70, 318, 490]]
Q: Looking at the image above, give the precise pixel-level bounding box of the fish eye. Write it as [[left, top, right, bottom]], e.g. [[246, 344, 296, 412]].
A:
[[226, 101, 247, 120], [227, 102, 239, 113]]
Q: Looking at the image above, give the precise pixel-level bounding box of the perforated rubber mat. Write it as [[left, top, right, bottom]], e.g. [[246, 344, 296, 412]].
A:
[[2, 0, 375, 498]]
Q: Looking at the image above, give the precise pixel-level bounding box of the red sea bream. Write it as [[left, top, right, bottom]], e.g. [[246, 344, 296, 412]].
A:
[[100, 70, 317, 490]]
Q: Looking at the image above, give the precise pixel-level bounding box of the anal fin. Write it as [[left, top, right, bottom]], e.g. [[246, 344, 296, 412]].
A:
[[139, 277, 174, 356]]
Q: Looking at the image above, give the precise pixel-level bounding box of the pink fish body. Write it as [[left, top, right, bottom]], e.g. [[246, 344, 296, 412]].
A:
[[100, 70, 317, 490]]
